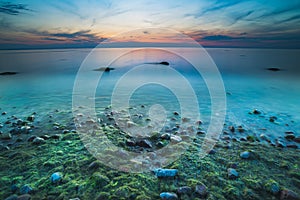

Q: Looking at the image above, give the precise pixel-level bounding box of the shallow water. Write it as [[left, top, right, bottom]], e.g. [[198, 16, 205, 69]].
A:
[[1, 48, 299, 141]]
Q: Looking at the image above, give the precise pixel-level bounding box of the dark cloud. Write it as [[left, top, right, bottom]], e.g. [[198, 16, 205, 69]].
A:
[[202, 35, 244, 41], [0, 2, 32, 15]]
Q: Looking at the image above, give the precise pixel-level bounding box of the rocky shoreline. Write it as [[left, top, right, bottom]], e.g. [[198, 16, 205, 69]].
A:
[[0, 105, 299, 200]]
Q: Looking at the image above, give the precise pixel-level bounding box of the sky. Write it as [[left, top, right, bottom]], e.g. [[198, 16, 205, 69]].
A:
[[0, 0, 299, 49]]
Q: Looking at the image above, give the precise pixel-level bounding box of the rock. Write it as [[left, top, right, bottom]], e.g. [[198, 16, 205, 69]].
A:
[[17, 194, 31, 200], [227, 168, 239, 179], [159, 61, 169, 66], [40, 135, 50, 140], [50, 172, 62, 183], [161, 133, 171, 140], [195, 183, 208, 198], [27, 135, 37, 142], [177, 186, 192, 195], [293, 137, 300, 143], [229, 126, 235, 132], [62, 129, 70, 134], [287, 144, 298, 149], [11, 184, 19, 192], [32, 137, 45, 145], [208, 149, 216, 154], [136, 139, 152, 148], [2, 111, 7, 115], [285, 134, 295, 140], [20, 184, 32, 194], [154, 168, 178, 178], [237, 126, 245, 133], [280, 189, 300, 200], [50, 134, 61, 139], [4, 195, 18, 200], [170, 135, 182, 143], [252, 109, 261, 114], [1, 133, 12, 140], [265, 180, 280, 195], [69, 198, 80, 200], [0, 72, 18, 75], [160, 192, 178, 200], [125, 139, 136, 146], [277, 140, 286, 148], [27, 115, 35, 122], [20, 126, 31, 134], [240, 151, 250, 159], [269, 116, 277, 122], [173, 111, 179, 116], [267, 67, 281, 71]]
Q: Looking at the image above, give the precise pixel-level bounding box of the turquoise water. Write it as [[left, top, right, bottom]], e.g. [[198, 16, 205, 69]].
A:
[[0, 48, 300, 144]]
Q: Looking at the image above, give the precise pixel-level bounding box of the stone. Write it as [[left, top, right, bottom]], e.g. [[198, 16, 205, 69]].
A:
[[160, 192, 178, 200], [285, 134, 295, 140], [136, 139, 152, 148], [237, 126, 245, 133], [32, 137, 45, 145], [294, 137, 300, 143], [50, 134, 61, 139], [173, 111, 179, 116], [27, 135, 37, 142], [269, 116, 277, 122], [2, 111, 7, 115], [69, 198, 80, 200], [195, 183, 208, 198], [240, 151, 250, 159], [161, 133, 171, 140], [252, 109, 261, 114], [229, 126, 235, 132], [20, 126, 31, 134], [1, 133, 12, 140], [170, 135, 182, 143], [20, 184, 32, 194], [125, 139, 136, 146], [154, 168, 178, 178], [227, 168, 239, 179], [50, 172, 62, 183], [177, 186, 192, 195], [17, 194, 31, 200], [27, 115, 35, 122], [280, 189, 300, 200], [11, 184, 19, 192]]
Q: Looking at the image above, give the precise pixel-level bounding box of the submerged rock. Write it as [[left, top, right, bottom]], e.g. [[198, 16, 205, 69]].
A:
[[32, 137, 45, 145], [154, 168, 178, 178], [160, 192, 178, 200], [50, 172, 62, 183], [0, 133, 12, 140], [252, 109, 261, 114]]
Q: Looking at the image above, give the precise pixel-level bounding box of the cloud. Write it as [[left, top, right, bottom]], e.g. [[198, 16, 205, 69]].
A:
[[201, 34, 244, 41], [0, 2, 32, 15]]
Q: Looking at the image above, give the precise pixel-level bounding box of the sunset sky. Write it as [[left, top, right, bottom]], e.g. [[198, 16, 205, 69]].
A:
[[0, 0, 299, 49]]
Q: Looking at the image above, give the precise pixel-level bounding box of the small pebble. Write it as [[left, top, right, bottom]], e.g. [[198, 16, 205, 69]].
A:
[[177, 186, 192, 195], [50, 172, 62, 183], [160, 192, 178, 200], [154, 168, 178, 178], [240, 151, 250, 159], [227, 168, 239, 179], [195, 183, 208, 198]]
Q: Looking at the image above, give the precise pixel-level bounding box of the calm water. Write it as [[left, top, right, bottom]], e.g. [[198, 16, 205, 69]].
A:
[[0, 48, 299, 144]]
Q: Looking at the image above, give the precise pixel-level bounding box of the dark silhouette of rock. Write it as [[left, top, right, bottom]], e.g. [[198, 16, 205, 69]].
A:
[[0, 72, 18, 75], [159, 61, 169, 65], [267, 67, 281, 71], [94, 67, 115, 72]]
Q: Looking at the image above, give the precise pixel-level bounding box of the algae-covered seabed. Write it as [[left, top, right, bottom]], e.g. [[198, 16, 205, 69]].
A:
[[0, 108, 299, 200]]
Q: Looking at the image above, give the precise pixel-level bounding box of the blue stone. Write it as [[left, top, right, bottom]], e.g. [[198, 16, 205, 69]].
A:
[[240, 151, 250, 159], [228, 168, 239, 179], [154, 168, 178, 178], [50, 172, 62, 183], [160, 192, 178, 200], [20, 184, 32, 194]]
